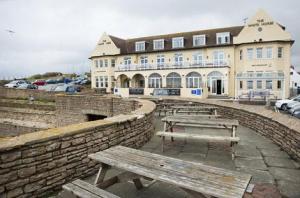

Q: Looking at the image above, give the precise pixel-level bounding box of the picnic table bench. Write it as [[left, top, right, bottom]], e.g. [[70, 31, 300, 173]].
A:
[[88, 146, 252, 198], [171, 106, 218, 115], [63, 179, 120, 198], [158, 115, 239, 159], [156, 102, 198, 116]]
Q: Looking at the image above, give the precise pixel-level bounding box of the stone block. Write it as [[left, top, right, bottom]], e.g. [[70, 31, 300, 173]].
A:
[[265, 157, 296, 168], [7, 187, 23, 198], [6, 178, 29, 190], [22, 147, 46, 158], [0, 171, 18, 185], [18, 166, 36, 178], [46, 142, 61, 152], [1, 151, 21, 162], [24, 179, 45, 193]]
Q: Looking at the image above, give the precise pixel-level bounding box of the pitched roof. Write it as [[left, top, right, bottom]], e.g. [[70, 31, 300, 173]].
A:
[[108, 26, 244, 55]]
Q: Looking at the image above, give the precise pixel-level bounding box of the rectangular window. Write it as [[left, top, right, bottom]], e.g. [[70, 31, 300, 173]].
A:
[[153, 39, 164, 50], [105, 76, 108, 88], [95, 77, 99, 88], [193, 52, 204, 65], [104, 59, 108, 67], [247, 48, 253, 60], [256, 48, 263, 59], [277, 80, 282, 89], [213, 50, 225, 65], [172, 37, 184, 48], [174, 53, 183, 66], [140, 56, 148, 67], [124, 57, 131, 65], [278, 47, 283, 58], [266, 80, 273, 89], [157, 55, 165, 67], [240, 50, 243, 60], [266, 47, 273, 59], [135, 41, 145, 52], [99, 60, 103, 67], [94, 60, 99, 68], [216, 32, 230, 44], [239, 81, 243, 89], [247, 80, 253, 89], [99, 76, 104, 88], [111, 59, 115, 67], [257, 80, 262, 89], [193, 35, 206, 46]]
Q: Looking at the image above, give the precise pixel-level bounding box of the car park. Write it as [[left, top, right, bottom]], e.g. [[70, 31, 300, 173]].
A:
[[275, 95, 300, 111], [4, 80, 27, 88], [32, 80, 46, 86], [46, 79, 57, 84], [290, 103, 300, 114], [293, 111, 300, 118], [16, 84, 37, 90], [54, 84, 80, 93]]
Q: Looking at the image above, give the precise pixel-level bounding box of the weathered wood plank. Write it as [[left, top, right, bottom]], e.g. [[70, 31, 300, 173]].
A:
[[89, 146, 251, 198], [162, 116, 239, 126], [63, 179, 120, 198], [156, 131, 240, 142]]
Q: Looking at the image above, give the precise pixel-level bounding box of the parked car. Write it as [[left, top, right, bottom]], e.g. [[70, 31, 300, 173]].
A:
[[293, 110, 300, 118], [16, 84, 37, 90], [4, 80, 27, 88], [32, 80, 46, 86], [275, 95, 300, 111], [46, 79, 57, 84], [289, 103, 300, 114], [54, 84, 80, 93]]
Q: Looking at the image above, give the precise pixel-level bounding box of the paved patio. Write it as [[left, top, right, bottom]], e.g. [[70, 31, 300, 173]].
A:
[[60, 114, 300, 198]]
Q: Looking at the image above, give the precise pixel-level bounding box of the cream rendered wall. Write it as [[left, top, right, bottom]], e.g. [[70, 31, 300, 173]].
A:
[[90, 33, 120, 92], [234, 9, 292, 44]]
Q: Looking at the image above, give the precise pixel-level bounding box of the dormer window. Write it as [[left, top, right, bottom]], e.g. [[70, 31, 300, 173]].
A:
[[193, 35, 206, 46], [172, 37, 184, 48], [135, 41, 145, 52], [153, 39, 164, 50], [216, 32, 230, 44]]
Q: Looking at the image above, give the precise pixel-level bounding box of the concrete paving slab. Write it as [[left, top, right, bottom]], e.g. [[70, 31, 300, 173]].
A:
[[265, 157, 296, 169], [260, 148, 290, 158], [235, 145, 263, 159], [237, 168, 275, 184], [277, 180, 300, 198], [177, 153, 206, 162], [269, 167, 300, 183], [235, 158, 268, 170]]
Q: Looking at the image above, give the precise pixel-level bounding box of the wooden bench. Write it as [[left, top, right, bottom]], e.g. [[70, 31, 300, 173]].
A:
[[89, 146, 252, 198], [156, 131, 240, 159], [160, 116, 239, 159], [171, 106, 218, 115], [63, 179, 120, 198]]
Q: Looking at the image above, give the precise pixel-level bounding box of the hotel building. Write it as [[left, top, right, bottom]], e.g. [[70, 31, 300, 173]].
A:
[[90, 10, 294, 99]]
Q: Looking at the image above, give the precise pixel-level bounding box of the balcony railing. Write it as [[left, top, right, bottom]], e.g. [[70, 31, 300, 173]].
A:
[[116, 60, 230, 71]]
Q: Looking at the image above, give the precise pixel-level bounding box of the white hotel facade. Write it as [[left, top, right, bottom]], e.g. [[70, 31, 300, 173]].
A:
[[90, 10, 294, 99]]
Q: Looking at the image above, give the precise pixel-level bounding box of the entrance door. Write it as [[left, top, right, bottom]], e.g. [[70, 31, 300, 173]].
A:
[[217, 80, 222, 95]]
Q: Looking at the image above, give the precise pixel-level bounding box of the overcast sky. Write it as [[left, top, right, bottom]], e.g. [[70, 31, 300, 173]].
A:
[[0, 0, 299, 79]]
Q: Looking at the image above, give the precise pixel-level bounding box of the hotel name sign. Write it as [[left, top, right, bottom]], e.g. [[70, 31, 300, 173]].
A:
[[248, 19, 274, 27]]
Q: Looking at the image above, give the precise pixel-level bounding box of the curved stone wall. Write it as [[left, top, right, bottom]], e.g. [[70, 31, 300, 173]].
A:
[[0, 98, 156, 197], [154, 97, 300, 160]]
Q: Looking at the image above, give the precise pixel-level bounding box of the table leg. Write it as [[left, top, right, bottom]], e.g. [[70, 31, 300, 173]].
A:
[[170, 122, 174, 142], [94, 163, 109, 185], [181, 188, 209, 198], [132, 178, 144, 190]]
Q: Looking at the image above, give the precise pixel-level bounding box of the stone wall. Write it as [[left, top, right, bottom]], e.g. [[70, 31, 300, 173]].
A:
[[0, 87, 56, 102], [55, 95, 137, 127], [154, 97, 300, 160], [0, 98, 156, 198]]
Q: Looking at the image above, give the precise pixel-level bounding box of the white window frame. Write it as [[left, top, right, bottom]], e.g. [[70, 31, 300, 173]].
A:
[[140, 56, 148, 67], [256, 48, 263, 59], [174, 53, 184, 66], [156, 55, 165, 67], [247, 80, 253, 89], [99, 59, 103, 67], [257, 80, 262, 89], [213, 50, 225, 65], [266, 47, 273, 59], [111, 59, 116, 67], [193, 52, 204, 65], [153, 39, 164, 50], [94, 60, 99, 68], [266, 80, 273, 90], [278, 47, 283, 58], [172, 37, 184, 48], [95, 77, 99, 88], [247, 48, 254, 60], [216, 32, 230, 44], [240, 50, 243, 60], [124, 57, 131, 65], [135, 41, 145, 52], [193, 35, 206, 46], [104, 59, 108, 67]]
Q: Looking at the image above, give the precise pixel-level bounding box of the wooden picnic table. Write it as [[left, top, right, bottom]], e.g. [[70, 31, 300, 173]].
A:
[[88, 146, 252, 198], [159, 115, 239, 159], [171, 105, 218, 115]]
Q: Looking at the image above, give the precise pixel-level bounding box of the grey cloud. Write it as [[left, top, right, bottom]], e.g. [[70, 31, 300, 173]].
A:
[[0, 0, 299, 79]]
